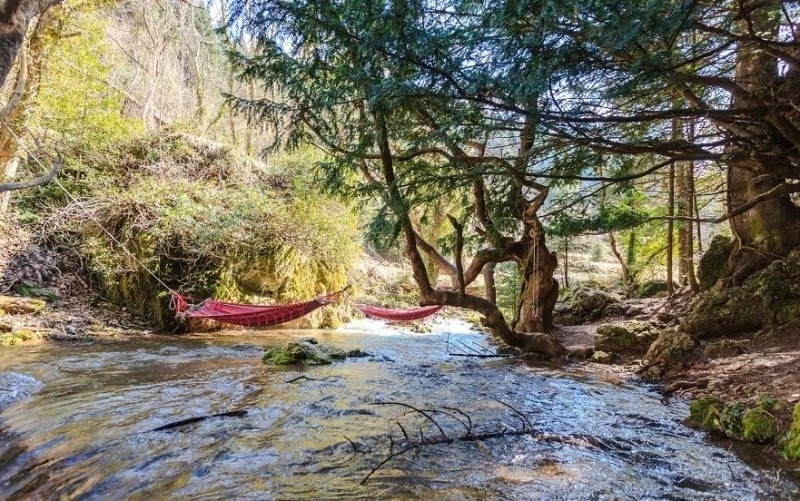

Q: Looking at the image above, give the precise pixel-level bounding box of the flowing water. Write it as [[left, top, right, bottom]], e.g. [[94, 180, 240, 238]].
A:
[[0, 320, 797, 500]]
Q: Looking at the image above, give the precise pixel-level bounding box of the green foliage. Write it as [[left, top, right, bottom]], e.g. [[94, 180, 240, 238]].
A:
[[31, 7, 142, 147], [782, 403, 800, 461], [36, 133, 359, 327]]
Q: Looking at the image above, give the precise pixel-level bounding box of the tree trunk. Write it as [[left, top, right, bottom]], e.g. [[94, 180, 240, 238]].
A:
[[667, 159, 675, 295], [0, 1, 64, 87], [513, 216, 558, 333], [483, 262, 496, 304], [608, 231, 630, 286], [371, 105, 565, 357], [678, 133, 700, 292], [726, 0, 800, 284]]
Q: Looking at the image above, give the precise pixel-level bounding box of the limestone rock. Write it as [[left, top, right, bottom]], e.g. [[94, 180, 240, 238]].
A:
[[0, 296, 46, 315], [555, 287, 623, 325], [641, 329, 699, 378], [683, 249, 800, 338], [637, 280, 674, 299], [262, 338, 347, 365], [697, 235, 733, 291], [590, 350, 615, 364], [595, 320, 661, 354], [681, 287, 763, 338], [703, 339, 749, 359]]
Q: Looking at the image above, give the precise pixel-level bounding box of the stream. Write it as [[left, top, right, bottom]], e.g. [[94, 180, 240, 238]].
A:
[[0, 319, 797, 500]]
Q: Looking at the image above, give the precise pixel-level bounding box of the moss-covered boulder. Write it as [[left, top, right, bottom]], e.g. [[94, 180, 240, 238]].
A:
[[262, 338, 347, 365], [0, 329, 44, 346], [697, 235, 733, 291], [555, 287, 623, 325], [742, 407, 779, 443], [641, 330, 699, 379], [590, 350, 615, 364], [688, 395, 724, 432], [688, 395, 788, 446], [703, 339, 749, 359], [595, 321, 661, 354], [782, 403, 800, 461], [637, 280, 674, 299], [682, 249, 800, 339], [681, 286, 764, 338], [0, 296, 46, 315]]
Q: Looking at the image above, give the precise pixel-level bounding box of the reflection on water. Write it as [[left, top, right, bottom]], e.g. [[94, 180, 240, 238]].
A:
[[0, 319, 797, 500]]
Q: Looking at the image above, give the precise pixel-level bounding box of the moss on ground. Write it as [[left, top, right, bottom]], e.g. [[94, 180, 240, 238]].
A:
[[0, 329, 44, 346], [687, 394, 795, 454], [742, 407, 779, 443], [781, 403, 800, 461]]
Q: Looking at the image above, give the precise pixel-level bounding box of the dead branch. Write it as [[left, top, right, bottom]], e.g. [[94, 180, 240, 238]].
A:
[[0, 154, 60, 192], [285, 375, 336, 384], [147, 409, 248, 432], [360, 399, 538, 484]]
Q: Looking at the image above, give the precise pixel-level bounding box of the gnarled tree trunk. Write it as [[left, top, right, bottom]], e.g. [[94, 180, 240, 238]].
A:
[[726, 0, 800, 284], [513, 216, 558, 333]]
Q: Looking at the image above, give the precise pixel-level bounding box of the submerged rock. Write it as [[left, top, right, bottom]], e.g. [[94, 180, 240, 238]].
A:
[[595, 321, 661, 355], [262, 339, 347, 365], [0, 373, 44, 411]]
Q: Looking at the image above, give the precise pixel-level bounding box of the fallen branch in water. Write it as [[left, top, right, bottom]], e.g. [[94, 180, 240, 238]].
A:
[[358, 400, 633, 485], [148, 410, 248, 432], [446, 353, 511, 358], [360, 399, 535, 485], [285, 375, 337, 384]]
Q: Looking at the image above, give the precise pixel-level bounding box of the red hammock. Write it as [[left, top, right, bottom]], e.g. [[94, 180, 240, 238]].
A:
[[354, 303, 442, 322], [171, 292, 335, 328]]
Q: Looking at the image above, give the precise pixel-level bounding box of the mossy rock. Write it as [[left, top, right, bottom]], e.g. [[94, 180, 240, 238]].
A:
[[641, 330, 699, 377], [697, 235, 733, 291], [681, 286, 764, 338], [262, 339, 347, 366], [0, 296, 47, 315], [781, 403, 800, 461], [742, 407, 779, 443], [637, 280, 675, 299], [590, 350, 615, 364], [688, 396, 724, 431], [0, 329, 44, 346], [595, 321, 661, 354], [555, 287, 623, 324], [703, 339, 749, 359], [683, 249, 800, 338]]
